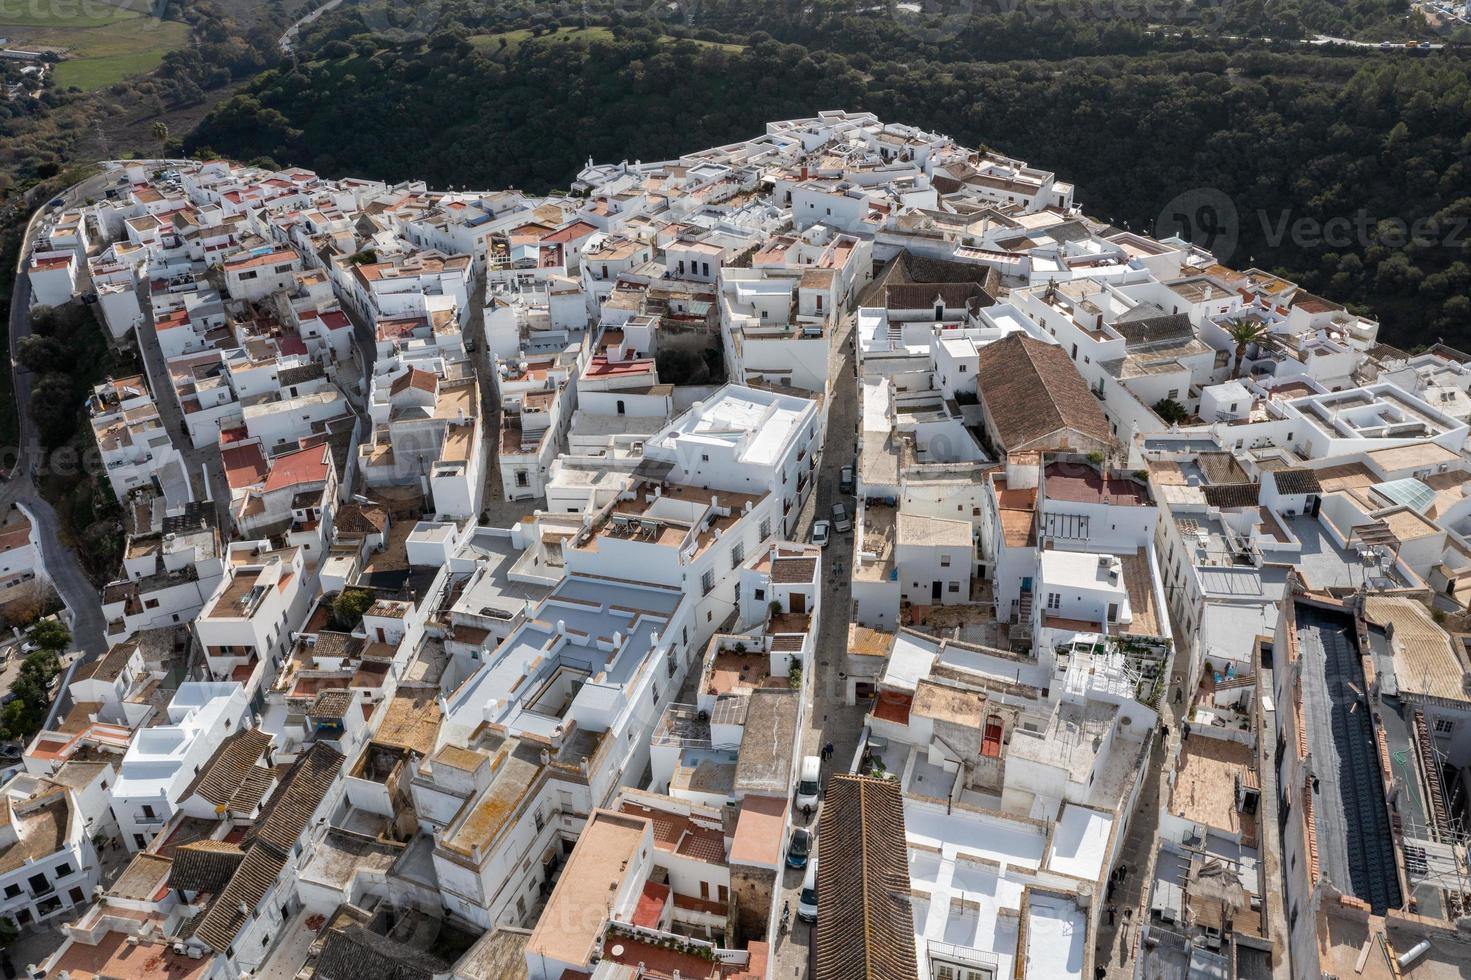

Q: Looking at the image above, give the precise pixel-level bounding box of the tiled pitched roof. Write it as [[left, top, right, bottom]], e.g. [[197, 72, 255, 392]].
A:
[[250, 741, 343, 856], [883, 282, 988, 314], [308, 689, 353, 720], [815, 775, 918, 980], [1202, 483, 1260, 509], [227, 765, 276, 814], [1273, 469, 1322, 496], [168, 840, 245, 895], [976, 334, 1112, 452], [192, 845, 286, 951], [335, 503, 388, 535], [182, 729, 273, 807], [314, 925, 450, 980]]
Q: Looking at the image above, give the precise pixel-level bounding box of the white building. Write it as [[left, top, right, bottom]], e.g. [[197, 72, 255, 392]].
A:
[[109, 682, 249, 852]]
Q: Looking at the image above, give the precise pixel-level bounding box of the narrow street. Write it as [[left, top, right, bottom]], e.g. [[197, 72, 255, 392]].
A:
[[768, 269, 875, 980]]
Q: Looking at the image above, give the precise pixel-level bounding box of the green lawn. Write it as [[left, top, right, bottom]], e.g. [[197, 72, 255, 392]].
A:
[[0, 0, 188, 91], [468, 26, 615, 56], [0, 0, 155, 28], [659, 36, 746, 52], [468, 27, 744, 57]]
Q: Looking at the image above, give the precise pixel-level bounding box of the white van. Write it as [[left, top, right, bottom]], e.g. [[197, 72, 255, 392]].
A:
[[797, 857, 818, 923], [796, 755, 821, 811]]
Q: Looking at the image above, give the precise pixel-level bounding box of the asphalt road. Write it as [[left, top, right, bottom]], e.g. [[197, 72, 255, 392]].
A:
[[7, 170, 116, 667]]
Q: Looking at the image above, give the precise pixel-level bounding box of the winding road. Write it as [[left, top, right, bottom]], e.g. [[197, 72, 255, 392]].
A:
[[7, 170, 116, 668]]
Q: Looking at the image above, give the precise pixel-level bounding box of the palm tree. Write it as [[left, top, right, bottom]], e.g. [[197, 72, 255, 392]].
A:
[[1225, 318, 1268, 380]]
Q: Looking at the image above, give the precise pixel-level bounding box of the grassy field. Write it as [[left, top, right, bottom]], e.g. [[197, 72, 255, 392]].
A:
[[468, 26, 745, 57], [467, 26, 615, 55], [0, 0, 190, 91]]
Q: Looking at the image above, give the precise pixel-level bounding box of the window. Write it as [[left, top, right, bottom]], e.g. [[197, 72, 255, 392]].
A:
[[940, 555, 951, 568], [1046, 593, 1061, 610], [3, 885, 19, 899], [515, 471, 529, 487], [1436, 718, 1455, 735], [1168, 389, 1179, 400], [54, 862, 72, 879], [701, 453, 710, 462], [701, 570, 715, 595], [948, 582, 960, 593], [731, 543, 745, 569], [753, 588, 765, 602], [759, 518, 771, 539]]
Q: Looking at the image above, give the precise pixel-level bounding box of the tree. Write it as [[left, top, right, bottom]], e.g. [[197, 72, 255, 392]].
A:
[[28, 618, 70, 652], [14, 334, 67, 374], [1224, 318, 1269, 379], [1153, 398, 1190, 424], [151, 121, 170, 144], [331, 588, 375, 629]]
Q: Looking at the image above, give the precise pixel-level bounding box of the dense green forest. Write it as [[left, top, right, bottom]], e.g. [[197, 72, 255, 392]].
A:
[[189, 17, 1471, 349]]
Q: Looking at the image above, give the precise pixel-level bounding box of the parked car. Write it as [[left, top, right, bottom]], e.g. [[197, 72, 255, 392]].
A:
[[786, 827, 812, 869], [830, 502, 852, 533], [839, 464, 855, 495], [48, 197, 63, 208], [811, 519, 830, 549], [796, 755, 821, 812], [797, 858, 819, 923]]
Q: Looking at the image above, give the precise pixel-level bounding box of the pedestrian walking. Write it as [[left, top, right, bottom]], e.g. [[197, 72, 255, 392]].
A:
[[1107, 906, 1115, 926], [802, 803, 813, 822]]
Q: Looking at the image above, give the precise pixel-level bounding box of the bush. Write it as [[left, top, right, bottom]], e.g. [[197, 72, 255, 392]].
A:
[[331, 588, 375, 630], [1153, 398, 1190, 425]]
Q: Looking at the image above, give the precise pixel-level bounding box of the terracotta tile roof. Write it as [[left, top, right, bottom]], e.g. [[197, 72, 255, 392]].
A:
[[1273, 468, 1322, 496], [182, 729, 273, 807], [815, 775, 918, 980], [192, 845, 286, 951], [315, 925, 450, 980], [976, 334, 1111, 452], [250, 741, 343, 855], [262, 445, 331, 494], [335, 502, 388, 535], [167, 839, 245, 894], [883, 282, 988, 314], [227, 765, 276, 814], [1202, 483, 1260, 509], [308, 689, 353, 720], [771, 556, 817, 584]]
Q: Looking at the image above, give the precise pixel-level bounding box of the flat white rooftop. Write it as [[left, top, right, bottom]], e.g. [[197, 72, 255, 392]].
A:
[[1044, 804, 1113, 882], [1024, 894, 1086, 980], [656, 384, 813, 468]]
